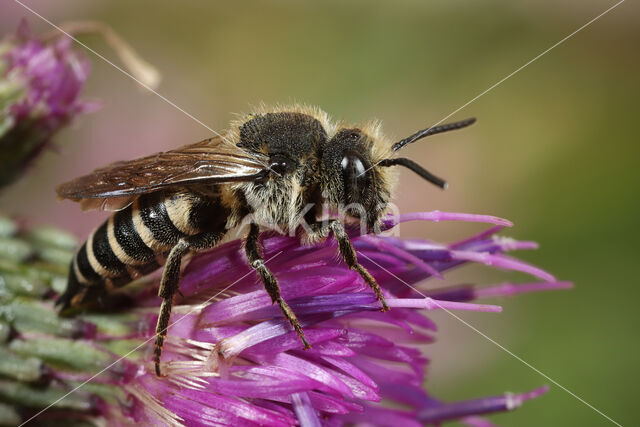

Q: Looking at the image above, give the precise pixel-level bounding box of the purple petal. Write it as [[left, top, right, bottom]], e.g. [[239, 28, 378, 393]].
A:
[[475, 281, 573, 299], [361, 235, 443, 279], [383, 211, 513, 229], [333, 405, 422, 427], [450, 251, 556, 281], [291, 392, 322, 427], [417, 386, 550, 423], [247, 352, 356, 398]]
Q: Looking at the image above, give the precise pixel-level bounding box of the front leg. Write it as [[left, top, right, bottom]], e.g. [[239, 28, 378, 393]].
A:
[[310, 219, 389, 311], [246, 223, 310, 349]]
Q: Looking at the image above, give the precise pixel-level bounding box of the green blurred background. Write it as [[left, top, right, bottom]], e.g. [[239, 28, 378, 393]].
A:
[[1, 1, 638, 425]]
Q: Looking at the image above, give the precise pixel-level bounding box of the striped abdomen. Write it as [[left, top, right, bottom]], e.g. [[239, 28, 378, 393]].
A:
[[57, 189, 228, 311]]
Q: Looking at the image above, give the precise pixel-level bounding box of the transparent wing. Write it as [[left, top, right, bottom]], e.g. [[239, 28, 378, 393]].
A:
[[57, 136, 268, 210]]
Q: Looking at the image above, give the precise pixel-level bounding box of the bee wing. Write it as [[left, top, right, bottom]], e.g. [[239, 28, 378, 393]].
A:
[[57, 136, 268, 211]]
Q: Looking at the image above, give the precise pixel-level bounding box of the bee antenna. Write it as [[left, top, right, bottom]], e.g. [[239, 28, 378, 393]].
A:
[[392, 118, 476, 151], [379, 158, 447, 189]]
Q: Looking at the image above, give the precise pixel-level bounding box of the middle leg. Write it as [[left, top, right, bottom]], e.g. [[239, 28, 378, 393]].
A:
[[245, 222, 310, 348]]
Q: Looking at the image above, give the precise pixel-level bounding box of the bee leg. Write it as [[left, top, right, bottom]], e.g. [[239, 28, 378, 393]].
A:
[[154, 238, 191, 377], [327, 220, 389, 312], [153, 232, 224, 376], [245, 222, 311, 349]]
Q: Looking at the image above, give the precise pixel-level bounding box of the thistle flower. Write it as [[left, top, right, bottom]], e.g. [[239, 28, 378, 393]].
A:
[[0, 20, 95, 188], [0, 211, 570, 426], [0, 20, 160, 188]]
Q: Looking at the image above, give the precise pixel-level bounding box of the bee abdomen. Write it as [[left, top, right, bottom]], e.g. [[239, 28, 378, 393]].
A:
[[112, 203, 157, 265], [91, 222, 132, 279], [58, 190, 225, 310], [67, 219, 139, 301], [135, 192, 189, 249], [57, 235, 135, 311]]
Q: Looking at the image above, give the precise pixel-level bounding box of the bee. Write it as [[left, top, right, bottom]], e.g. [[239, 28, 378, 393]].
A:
[[55, 105, 475, 376]]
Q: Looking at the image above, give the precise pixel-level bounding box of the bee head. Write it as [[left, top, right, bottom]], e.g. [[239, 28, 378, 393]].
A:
[[321, 128, 392, 228], [320, 117, 475, 228]]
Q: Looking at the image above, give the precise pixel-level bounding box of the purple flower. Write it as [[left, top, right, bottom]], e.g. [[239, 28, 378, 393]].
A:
[[0, 20, 95, 187], [1, 211, 570, 425]]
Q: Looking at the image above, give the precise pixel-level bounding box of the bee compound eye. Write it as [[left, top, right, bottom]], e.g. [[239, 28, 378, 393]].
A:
[[340, 150, 367, 178], [341, 150, 370, 204]]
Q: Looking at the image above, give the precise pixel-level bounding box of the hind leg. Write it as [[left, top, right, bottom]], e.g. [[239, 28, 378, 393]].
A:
[[153, 239, 190, 376], [153, 232, 222, 377]]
